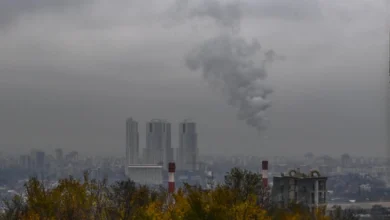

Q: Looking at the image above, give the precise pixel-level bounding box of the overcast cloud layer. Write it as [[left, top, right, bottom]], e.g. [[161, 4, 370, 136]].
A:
[[0, 0, 387, 157]]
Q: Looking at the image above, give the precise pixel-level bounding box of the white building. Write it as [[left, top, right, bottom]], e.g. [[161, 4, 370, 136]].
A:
[[144, 119, 173, 170], [126, 118, 139, 168], [127, 165, 163, 185], [177, 120, 198, 171]]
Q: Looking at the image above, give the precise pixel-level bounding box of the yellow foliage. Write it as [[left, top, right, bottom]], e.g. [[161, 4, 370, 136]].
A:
[[229, 195, 271, 220], [141, 186, 273, 220], [3, 169, 335, 220]]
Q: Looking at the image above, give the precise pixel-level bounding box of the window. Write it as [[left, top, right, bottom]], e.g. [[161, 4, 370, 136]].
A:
[[319, 181, 325, 190], [311, 193, 315, 204], [149, 123, 153, 132]]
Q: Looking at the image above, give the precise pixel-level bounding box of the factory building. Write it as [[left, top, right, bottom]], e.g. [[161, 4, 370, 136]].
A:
[[271, 169, 328, 209], [144, 119, 173, 170], [127, 164, 163, 185], [177, 120, 198, 171]]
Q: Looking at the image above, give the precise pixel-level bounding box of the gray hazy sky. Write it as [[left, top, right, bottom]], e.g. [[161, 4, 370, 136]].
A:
[[0, 0, 387, 157]]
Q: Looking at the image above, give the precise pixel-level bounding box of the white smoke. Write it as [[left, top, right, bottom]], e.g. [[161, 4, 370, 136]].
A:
[[174, 0, 283, 131]]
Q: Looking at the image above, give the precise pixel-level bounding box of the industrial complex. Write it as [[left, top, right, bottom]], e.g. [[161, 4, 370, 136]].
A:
[[124, 117, 330, 209]]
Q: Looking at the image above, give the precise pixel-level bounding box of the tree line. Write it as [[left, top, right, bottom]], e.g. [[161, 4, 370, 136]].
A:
[[1, 167, 358, 220]]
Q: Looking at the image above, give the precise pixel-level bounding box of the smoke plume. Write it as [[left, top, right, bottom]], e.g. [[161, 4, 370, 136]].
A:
[[175, 0, 282, 131]]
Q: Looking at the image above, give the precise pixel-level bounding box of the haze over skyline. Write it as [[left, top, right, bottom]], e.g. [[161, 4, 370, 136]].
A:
[[0, 0, 387, 157]]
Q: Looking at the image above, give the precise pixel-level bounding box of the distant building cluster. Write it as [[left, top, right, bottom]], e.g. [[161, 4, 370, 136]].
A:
[[125, 118, 199, 185], [3, 147, 390, 212], [19, 149, 80, 179], [2, 117, 390, 212]]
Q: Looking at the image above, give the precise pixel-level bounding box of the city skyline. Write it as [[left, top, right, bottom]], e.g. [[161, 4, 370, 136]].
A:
[[1, 146, 389, 216], [0, 0, 388, 215]]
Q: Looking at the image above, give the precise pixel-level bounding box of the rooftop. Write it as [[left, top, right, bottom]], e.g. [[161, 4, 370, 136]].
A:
[[128, 164, 163, 169], [276, 169, 327, 179]]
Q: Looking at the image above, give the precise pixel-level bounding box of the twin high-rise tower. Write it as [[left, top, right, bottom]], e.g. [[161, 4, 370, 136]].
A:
[[125, 118, 198, 171], [144, 119, 173, 169], [178, 120, 198, 171], [126, 118, 139, 165]]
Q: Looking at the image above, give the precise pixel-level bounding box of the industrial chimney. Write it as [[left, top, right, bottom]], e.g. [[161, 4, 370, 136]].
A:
[[262, 160, 268, 188], [168, 162, 176, 193]]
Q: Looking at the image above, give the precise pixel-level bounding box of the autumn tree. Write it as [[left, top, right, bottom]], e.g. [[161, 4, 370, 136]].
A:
[[145, 183, 271, 220], [23, 177, 55, 219], [104, 179, 164, 219], [104, 179, 138, 219], [0, 195, 27, 220], [224, 167, 271, 209], [21, 176, 97, 219], [0, 167, 357, 220]]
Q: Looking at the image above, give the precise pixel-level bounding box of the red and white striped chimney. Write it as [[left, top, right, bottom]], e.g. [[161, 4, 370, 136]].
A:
[[261, 160, 268, 188], [168, 162, 176, 193]]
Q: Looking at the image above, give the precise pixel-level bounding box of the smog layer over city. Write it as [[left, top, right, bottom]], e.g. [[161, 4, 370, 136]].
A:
[[0, 0, 389, 218], [0, 0, 386, 157]]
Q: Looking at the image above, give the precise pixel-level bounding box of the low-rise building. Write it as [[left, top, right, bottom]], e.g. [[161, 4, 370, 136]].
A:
[[127, 164, 163, 185]]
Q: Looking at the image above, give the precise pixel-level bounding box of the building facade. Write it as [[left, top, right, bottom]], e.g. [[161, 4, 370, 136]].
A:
[[177, 120, 198, 171], [144, 119, 173, 170], [126, 118, 139, 167], [271, 169, 327, 209]]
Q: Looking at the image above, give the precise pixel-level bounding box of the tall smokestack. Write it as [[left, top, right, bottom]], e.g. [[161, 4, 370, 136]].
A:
[[262, 160, 268, 188], [168, 162, 176, 193]]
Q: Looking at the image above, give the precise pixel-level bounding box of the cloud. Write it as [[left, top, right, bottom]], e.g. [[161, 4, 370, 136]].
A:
[[0, 0, 93, 29], [0, 0, 386, 155], [242, 0, 323, 21]]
